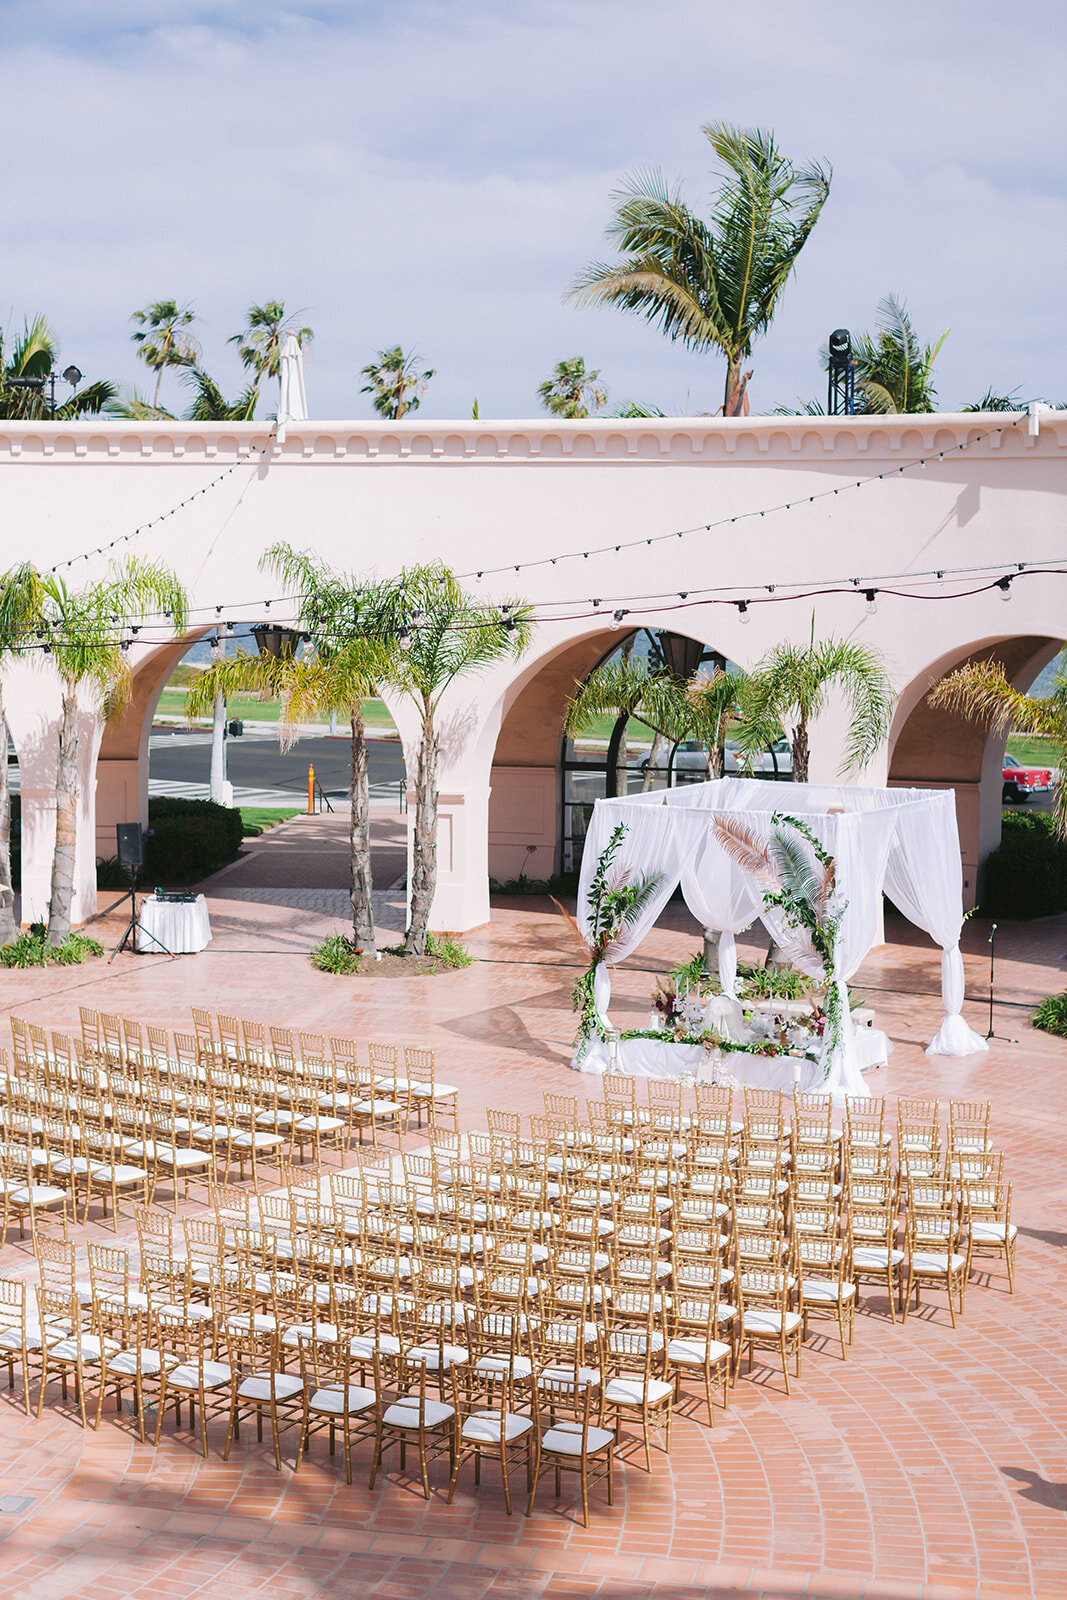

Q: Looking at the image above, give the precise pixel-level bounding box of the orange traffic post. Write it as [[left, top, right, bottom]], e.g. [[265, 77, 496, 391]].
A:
[[307, 763, 315, 814]]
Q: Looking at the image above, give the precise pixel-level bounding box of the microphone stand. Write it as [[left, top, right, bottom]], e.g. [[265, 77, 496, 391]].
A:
[[985, 921, 1016, 1044]]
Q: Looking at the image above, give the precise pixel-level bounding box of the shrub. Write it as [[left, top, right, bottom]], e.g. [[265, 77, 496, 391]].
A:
[[983, 810, 1067, 918], [426, 931, 473, 969], [310, 930, 364, 974], [95, 797, 244, 888], [1032, 992, 1067, 1038], [0, 924, 103, 968]]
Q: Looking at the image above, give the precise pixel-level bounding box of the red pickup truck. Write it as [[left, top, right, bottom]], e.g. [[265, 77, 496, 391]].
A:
[[1003, 753, 1053, 803]]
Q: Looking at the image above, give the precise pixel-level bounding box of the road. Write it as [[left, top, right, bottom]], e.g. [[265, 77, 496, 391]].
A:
[[147, 725, 407, 808]]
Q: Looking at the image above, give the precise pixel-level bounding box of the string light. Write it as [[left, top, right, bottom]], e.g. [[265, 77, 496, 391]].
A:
[[998, 577, 1013, 602], [865, 590, 878, 615], [737, 600, 750, 624]]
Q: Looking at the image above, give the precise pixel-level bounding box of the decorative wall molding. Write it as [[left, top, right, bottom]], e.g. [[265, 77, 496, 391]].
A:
[[0, 414, 1060, 466]]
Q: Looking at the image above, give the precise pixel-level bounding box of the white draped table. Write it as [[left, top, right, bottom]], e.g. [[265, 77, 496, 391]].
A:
[[576, 1029, 890, 1093], [138, 894, 212, 954]]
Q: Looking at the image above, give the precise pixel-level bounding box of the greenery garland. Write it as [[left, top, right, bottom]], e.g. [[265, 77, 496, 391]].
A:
[[765, 811, 845, 1069], [566, 824, 663, 1061]]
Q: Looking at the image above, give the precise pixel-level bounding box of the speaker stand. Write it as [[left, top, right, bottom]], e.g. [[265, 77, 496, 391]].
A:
[[108, 869, 178, 962]]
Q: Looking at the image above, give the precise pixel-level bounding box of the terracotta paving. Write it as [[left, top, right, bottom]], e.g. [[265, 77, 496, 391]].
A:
[[1, 820, 1066, 1598]]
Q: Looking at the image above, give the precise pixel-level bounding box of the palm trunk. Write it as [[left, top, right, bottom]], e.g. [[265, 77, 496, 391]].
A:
[[349, 706, 376, 955], [404, 709, 438, 957], [708, 738, 723, 780], [48, 688, 79, 945], [0, 692, 16, 946], [791, 720, 809, 783], [641, 730, 669, 792]]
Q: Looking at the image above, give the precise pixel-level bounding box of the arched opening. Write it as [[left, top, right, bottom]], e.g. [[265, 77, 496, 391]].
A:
[[887, 634, 1063, 906], [488, 627, 730, 883]]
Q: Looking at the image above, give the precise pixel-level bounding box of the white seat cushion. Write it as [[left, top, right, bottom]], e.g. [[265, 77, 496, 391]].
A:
[[8, 1184, 68, 1206], [540, 1363, 600, 1389], [281, 1322, 339, 1347], [156, 1300, 214, 1324], [474, 1351, 534, 1379], [49, 1334, 118, 1363], [89, 1165, 148, 1184], [238, 1372, 304, 1401], [853, 1247, 905, 1269], [461, 1410, 533, 1444], [106, 1347, 175, 1377], [603, 1375, 673, 1406], [384, 1397, 454, 1428], [410, 1083, 458, 1098], [542, 1421, 614, 1456], [349, 1332, 402, 1360], [910, 1251, 967, 1274], [742, 1309, 802, 1335], [0, 1324, 63, 1353], [970, 1221, 1016, 1242], [309, 1383, 377, 1415], [231, 1132, 284, 1149], [405, 1342, 470, 1370], [168, 1359, 232, 1390], [294, 1116, 345, 1133], [226, 1312, 278, 1334], [666, 1336, 731, 1366], [801, 1279, 857, 1304]]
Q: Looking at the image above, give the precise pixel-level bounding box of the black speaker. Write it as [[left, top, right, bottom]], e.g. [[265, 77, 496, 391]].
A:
[[116, 822, 144, 870]]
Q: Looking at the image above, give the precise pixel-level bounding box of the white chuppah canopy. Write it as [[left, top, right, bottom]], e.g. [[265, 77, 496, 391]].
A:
[[574, 778, 986, 1100]]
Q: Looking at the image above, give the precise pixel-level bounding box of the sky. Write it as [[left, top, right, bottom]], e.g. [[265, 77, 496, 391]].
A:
[[2, 0, 1065, 421]]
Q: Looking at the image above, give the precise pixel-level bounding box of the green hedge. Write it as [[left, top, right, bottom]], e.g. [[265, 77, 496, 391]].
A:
[[983, 810, 1067, 918], [8, 795, 243, 891]]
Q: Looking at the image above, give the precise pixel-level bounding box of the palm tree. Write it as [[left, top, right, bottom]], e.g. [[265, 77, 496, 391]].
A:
[[186, 545, 394, 954], [130, 301, 199, 408], [565, 654, 744, 786], [180, 367, 260, 421], [0, 564, 48, 944], [0, 316, 116, 419], [374, 567, 532, 955], [850, 295, 949, 414], [229, 301, 313, 388], [360, 347, 434, 420], [567, 122, 831, 415], [929, 661, 1067, 837], [538, 357, 607, 419], [734, 635, 893, 783], [39, 560, 188, 944], [106, 387, 177, 421]]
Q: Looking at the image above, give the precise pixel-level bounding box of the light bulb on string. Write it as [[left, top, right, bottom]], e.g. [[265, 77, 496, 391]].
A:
[[998, 577, 1012, 602], [737, 600, 750, 625], [610, 609, 628, 630], [864, 589, 878, 615], [398, 625, 411, 650]]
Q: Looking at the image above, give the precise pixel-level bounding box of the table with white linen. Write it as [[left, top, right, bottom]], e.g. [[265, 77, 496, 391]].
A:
[[138, 894, 212, 954], [575, 1030, 889, 1090]]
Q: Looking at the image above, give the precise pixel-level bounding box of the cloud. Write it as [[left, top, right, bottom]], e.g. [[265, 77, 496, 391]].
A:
[[1, 0, 1065, 418]]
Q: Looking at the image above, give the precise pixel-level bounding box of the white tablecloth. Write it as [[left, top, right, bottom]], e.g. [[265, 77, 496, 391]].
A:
[[575, 1029, 890, 1092], [138, 894, 212, 954]]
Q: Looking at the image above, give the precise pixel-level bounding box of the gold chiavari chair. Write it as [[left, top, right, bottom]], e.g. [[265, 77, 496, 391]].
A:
[[154, 1308, 233, 1457], [738, 1266, 803, 1393], [903, 1208, 968, 1326], [446, 1363, 536, 1515], [223, 1322, 305, 1471], [370, 1347, 460, 1500], [294, 1330, 379, 1483], [664, 1278, 733, 1424], [404, 1046, 459, 1133], [526, 1372, 614, 1527], [963, 1180, 1016, 1292], [948, 1099, 993, 1162], [36, 1289, 113, 1429], [797, 1228, 856, 1358], [0, 1274, 54, 1413], [850, 1204, 905, 1321]]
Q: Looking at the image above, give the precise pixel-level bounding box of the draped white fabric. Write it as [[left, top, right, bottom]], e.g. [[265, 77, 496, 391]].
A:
[[574, 778, 982, 1086], [882, 789, 988, 1057]]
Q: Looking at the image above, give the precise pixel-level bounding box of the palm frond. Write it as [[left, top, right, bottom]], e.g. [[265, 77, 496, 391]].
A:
[[928, 661, 1061, 739], [712, 817, 776, 883]]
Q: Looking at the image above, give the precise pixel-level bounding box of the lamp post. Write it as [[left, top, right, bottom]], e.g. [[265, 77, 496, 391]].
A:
[[6, 364, 83, 418], [826, 329, 855, 416]]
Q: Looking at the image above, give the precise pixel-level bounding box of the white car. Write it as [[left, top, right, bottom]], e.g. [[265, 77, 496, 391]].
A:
[[637, 738, 792, 778]]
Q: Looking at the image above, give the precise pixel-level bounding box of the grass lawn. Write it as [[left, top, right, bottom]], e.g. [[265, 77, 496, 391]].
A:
[[157, 688, 397, 730], [239, 807, 303, 837], [1006, 735, 1060, 766]]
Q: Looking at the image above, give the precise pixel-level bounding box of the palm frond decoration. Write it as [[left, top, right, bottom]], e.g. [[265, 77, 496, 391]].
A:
[[711, 816, 776, 883], [564, 824, 663, 1057]]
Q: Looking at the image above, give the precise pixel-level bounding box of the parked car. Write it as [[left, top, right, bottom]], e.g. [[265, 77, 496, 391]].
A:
[[637, 738, 793, 779], [1002, 752, 1053, 803]]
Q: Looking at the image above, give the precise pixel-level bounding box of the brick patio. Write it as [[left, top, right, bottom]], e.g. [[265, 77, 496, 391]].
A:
[[0, 813, 1065, 1599]]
